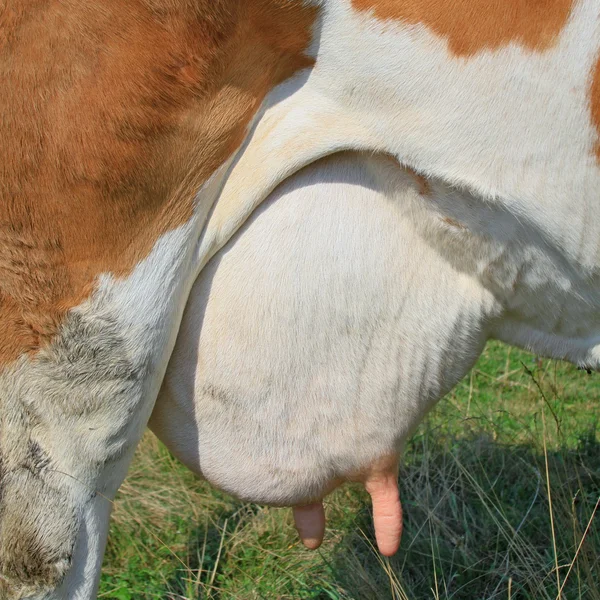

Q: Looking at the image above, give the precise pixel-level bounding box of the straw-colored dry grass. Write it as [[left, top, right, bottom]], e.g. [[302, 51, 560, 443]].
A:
[[99, 342, 599, 599]]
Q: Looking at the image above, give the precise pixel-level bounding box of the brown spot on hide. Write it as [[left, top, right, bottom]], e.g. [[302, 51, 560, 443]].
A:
[[0, 0, 317, 364], [590, 55, 600, 162], [352, 0, 573, 56], [406, 167, 431, 196], [442, 216, 467, 229]]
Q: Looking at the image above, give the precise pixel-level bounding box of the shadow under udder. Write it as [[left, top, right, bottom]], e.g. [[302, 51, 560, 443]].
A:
[[158, 431, 599, 599]]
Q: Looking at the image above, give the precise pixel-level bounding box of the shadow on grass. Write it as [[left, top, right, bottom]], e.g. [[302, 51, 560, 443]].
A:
[[327, 428, 600, 600], [101, 344, 598, 600], [162, 500, 255, 600], [151, 429, 599, 600]]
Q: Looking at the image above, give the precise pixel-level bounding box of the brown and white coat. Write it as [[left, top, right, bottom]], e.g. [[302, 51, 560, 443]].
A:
[[1, 1, 599, 598]]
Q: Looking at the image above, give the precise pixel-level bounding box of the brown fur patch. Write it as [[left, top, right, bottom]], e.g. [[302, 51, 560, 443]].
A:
[[352, 0, 573, 56], [0, 0, 316, 365], [591, 56, 600, 162], [442, 216, 467, 229], [406, 167, 431, 196]]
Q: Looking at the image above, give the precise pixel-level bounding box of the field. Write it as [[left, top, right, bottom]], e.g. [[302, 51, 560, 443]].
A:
[[99, 342, 599, 600]]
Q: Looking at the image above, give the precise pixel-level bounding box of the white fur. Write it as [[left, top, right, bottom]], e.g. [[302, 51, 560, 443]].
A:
[[204, 0, 600, 366]]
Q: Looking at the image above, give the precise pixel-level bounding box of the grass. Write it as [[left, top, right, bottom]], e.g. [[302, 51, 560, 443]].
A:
[[99, 342, 599, 599]]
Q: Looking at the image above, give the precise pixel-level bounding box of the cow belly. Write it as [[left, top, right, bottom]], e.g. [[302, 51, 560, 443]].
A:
[[151, 152, 496, 506]]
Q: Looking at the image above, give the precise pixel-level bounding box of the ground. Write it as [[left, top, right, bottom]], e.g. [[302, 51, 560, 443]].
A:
[[99, 342, 599, 600]]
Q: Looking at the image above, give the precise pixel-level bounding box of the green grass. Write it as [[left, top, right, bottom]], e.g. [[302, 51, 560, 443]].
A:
[[99, 342, 599, 599]]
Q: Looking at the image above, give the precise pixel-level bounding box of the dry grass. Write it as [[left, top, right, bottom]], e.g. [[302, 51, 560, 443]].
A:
[[100, 343, 599, 599]]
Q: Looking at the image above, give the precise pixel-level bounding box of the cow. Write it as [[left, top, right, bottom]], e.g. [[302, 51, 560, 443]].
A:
[[1, 0, 599, 598]]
